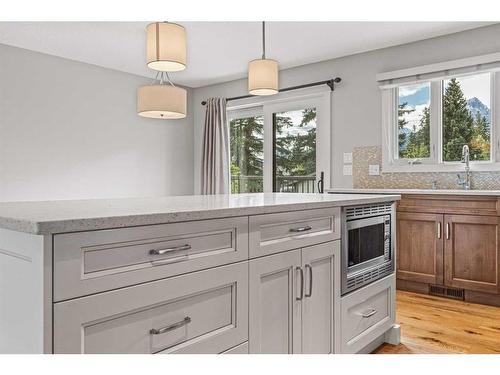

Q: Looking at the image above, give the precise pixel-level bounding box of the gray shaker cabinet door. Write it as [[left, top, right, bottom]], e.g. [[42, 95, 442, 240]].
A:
[[301, 241, 339, 354], [53, 262, 248, 354], [249, 249, 302, 354]]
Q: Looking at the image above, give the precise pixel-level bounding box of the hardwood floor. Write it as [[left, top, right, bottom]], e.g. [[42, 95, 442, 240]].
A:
[[374, 290, 500, 354]]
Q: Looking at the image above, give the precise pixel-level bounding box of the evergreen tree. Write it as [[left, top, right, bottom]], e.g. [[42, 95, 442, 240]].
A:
[[296, 108, 316, 176], [274, 114, 295, 176], [398, 102, 414, 153], [230, 116, 263, 192], [402, 106, 430, 158], [471, 111, 490, 160], [442, 78, 474, 161]]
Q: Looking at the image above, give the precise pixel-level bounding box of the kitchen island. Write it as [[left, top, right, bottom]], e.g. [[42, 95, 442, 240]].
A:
[[0, 193, 400, 354]]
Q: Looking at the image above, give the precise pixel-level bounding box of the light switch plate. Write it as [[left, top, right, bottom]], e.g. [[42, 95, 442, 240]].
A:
[[369, 164, 380, 176], [343, 165, 353, 176], [343, 152, 353, 164]]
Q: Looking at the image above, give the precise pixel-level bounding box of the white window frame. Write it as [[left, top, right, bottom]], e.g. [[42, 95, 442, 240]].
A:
[[382, 71, 500, 173], [227, 89, 331, 192]]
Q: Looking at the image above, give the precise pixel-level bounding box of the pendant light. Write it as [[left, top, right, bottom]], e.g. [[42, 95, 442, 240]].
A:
[[137, 71, 187, 119], [146, 22, 187, 72], [248, 21, 279, 96], [138, 21, 187, 120]]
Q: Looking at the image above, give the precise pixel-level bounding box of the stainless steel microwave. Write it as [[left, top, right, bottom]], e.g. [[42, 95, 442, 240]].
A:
[[341, 203, 395, 295]]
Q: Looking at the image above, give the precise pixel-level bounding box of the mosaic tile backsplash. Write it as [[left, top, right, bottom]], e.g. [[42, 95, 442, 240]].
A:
[[353, 146, 500, 190]]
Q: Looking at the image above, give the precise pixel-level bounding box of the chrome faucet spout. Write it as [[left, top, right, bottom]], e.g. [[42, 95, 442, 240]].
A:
[[457, 145, 472, 190]]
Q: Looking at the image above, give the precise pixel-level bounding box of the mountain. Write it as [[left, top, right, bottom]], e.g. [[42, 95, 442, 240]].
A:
[[467, 97, 490, 121]]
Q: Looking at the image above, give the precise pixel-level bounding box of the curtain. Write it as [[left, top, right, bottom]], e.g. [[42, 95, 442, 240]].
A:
[[201, 98, 230, 195]]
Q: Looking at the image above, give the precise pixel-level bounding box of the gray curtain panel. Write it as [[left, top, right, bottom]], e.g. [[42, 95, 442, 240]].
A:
[[201, 98, 230, 194]]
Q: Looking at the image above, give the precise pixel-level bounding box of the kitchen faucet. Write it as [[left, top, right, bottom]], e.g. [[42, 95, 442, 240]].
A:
[[457, 144, 471, 190]]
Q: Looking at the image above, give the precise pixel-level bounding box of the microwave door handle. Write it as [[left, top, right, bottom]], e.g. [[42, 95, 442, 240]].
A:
[[346, 216, 387, 231]]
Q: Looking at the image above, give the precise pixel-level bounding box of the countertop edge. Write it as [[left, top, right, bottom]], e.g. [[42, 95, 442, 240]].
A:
[[0, 195, 401, 236], [326, 188, 500, 196]]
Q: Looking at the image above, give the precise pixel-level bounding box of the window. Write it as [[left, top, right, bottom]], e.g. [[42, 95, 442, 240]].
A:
[[383, 71, 497, 171], [229, 112, 264, 193], [273, 108, 317, 193]]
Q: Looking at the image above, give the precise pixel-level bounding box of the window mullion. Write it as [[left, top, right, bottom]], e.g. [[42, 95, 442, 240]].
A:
[[492, 72, 498, 162], [431, 81, 442, 164]]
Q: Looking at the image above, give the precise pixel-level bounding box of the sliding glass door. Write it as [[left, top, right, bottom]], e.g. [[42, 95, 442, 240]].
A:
[[228, 93, 330, 194]]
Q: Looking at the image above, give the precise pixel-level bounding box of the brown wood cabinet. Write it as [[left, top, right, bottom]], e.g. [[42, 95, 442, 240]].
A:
[[397, 212, 443, 285], [396, 194, 500, 306], [444, 214, 500, 294]]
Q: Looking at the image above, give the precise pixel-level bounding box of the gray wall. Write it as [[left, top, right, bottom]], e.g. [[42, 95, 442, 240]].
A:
[[0, 44, 194, 201], [192, 23, 500, 192]]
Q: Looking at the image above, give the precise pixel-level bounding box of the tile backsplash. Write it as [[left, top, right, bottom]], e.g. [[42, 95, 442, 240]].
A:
[[353, 146, 500, 190]]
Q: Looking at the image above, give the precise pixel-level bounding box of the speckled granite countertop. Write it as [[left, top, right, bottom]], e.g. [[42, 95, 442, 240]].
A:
[[0, 193, 400, 235], [327, 188, 500, 196]]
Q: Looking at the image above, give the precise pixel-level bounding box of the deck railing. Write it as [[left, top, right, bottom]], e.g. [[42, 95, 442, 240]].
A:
[[231, 175, 316, 194]]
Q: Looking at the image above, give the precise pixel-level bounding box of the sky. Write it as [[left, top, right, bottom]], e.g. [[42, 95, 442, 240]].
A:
[[276, 109, 316, 137]]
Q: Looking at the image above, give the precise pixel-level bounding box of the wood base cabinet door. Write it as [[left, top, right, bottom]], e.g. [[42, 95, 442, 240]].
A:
[[301, 241, 338, 354], [249, 250, 302, 354], [444, 215, 500, 294], [397, 212, 444, 285]]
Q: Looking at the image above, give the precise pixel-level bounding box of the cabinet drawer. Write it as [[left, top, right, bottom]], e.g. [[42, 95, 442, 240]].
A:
[[249, 208, 340, 258], [54, 262, 248, 354], [53, 217, 248, 301], [341, 275, 395, 353]]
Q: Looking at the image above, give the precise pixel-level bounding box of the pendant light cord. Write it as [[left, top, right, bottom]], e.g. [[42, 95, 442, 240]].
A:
[[262, 21, 266, 59]]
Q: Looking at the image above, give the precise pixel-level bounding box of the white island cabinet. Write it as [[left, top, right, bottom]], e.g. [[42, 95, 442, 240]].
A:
[[0, 193, 399, 354]]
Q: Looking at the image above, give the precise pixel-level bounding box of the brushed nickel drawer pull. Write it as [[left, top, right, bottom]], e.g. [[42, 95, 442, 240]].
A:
[[361, 309, 377, 318], [437, 222, 441, 239], [150, 316, 191, 335], [446, 223, 450, 240], [296, 267, 304, 301], [305, 264, 313, 298], [290, 225, 312, 233], [149, 244, 191, 256]]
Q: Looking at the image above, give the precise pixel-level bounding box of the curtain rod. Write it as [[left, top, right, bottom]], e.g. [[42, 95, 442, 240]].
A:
[[201, 77, 341, 105]]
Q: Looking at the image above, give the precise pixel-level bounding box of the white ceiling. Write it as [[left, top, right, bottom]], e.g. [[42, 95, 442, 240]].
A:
[[0, 22, 494, 88]]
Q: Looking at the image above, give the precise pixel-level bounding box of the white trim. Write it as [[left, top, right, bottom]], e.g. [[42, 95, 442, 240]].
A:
[[432, 81, 442, 164], [227, 106, 264, 120], [381, 88, 396, 171], [226, 85, 331, 111], [377, 52, 500, 82], [263, 107, 273, 192]]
